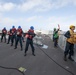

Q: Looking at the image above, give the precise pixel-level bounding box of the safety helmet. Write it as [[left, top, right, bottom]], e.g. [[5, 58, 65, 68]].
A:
[[69, 25, 75, 29], [12, 26, 15, 28], [4, 27, 6, 30], [54, 28, 56, 31], [30, 26, 34, 30], [18, 26, 21, 28]]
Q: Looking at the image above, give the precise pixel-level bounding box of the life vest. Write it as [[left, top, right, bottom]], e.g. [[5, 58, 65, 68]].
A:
[[26, 29, 34, 39], [2, 29, 7, 34], [11, 28, 16, 35], [17, 28, 23, 36], [8, 31, 12, 36], [53, 30, 59, 39], [73, 32, 76, 43], [66, 30, 76, 44]]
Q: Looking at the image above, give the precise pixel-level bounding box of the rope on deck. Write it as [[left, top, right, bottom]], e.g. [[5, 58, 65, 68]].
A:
[[0, 66, 25, 75], [37, 45, 75, 75]]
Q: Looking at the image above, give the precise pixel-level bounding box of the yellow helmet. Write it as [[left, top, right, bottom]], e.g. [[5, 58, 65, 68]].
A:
[[69, 25, 75, 29]]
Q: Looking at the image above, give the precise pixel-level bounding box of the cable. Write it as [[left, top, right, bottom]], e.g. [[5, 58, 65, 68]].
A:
[[37, 45, 75, 75], [0, 66, 25, 75]]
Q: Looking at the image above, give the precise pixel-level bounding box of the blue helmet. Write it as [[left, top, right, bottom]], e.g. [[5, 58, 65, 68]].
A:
[[4, 27, 6, 30], [12, 26, 15, 28], [30, 26, 34, 30], [18, 26, 21, 28], [54, 28, 56, 31]]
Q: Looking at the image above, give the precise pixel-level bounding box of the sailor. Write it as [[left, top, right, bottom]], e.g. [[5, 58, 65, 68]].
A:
[[53, 28, 59, 47], [11, 26, 16, 46], [14, 26, 23, 50], [64, 25, 75, 61], [1, 27, 7, 43], [7, 29, 12, 44], [24, 26, 36, 56]]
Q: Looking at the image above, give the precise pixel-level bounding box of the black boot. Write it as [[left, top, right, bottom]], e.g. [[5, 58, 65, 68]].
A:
[[11, 44, 13, 46], [68, 55, 74, 61], [21, 46, 23, 51], [32, 53, 35, 56], [64, 54, 67, 61], [7, 42, 9, 44], [24, 53, 27, 56], [21, 48, 23, 51], [14, 47, 17, 49]]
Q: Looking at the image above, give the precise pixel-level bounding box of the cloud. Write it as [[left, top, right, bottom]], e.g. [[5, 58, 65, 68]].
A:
[[0, 17, 18, 29], [17, 0, 52, 12], [0, 0, 76, 31], [0, 0, 76, 12], [1, 17, 17, 24], [0, 2, 16, 12], [0, 14, 76, 31], [18, 0, 41, 12], [0, 16, 38, 30], [72, 0, 76, 5], [17, 0, 76, 12], [46, 15, 76, 30], [26, 16, 38, 22]]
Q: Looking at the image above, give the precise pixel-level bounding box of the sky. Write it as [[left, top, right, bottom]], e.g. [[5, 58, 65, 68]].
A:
[[0, 0, 76, 31]]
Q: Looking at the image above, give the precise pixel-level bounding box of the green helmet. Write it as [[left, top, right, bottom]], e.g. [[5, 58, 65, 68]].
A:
[[54, 28, 56, 31]]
